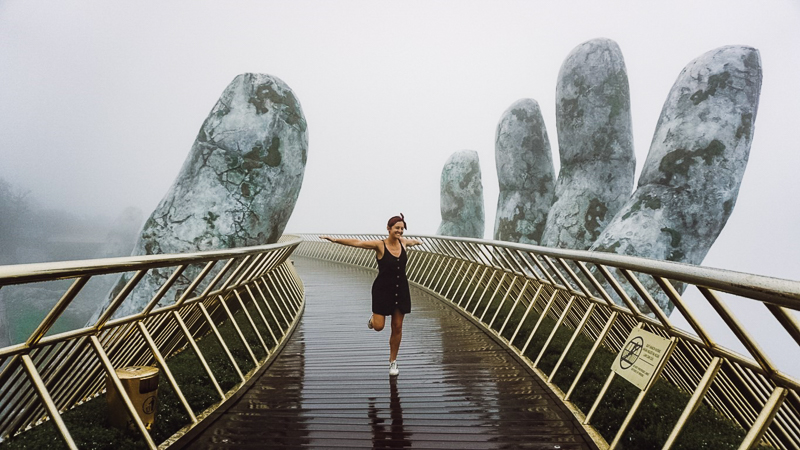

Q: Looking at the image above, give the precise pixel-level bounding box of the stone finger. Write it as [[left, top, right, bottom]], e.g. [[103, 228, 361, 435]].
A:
[[437, 150, 484, 238], [591, 46, 762, 315], [541, 38, 635, 250], [494, 99, 555, 244]]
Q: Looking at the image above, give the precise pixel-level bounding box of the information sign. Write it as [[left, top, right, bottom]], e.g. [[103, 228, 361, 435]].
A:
[[612, 327, 673, 390]]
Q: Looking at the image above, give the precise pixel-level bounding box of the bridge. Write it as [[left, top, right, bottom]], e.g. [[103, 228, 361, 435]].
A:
[[0, 235, 798, 449]]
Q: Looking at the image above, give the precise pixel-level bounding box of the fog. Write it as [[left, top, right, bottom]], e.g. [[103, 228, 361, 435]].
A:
[[2, 1, 798, 278], [1, 1, 799, 371]]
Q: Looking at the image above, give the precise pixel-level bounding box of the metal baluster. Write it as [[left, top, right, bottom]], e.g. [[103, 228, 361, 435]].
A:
[[533, 296, 576, 367], [465, 271, 496, 314], [520, 290, 560, 355], [738, 387, 788, 450], [488, 276, 519, 329], [663, 356, 723, 449], [460, 267, 488, 309], [475, 272, 507, 319], [565, 311, 619, 401], [216, 294, 258, 366], [137, 322, 197, 423], [498, 280, 531, 338], [548, 303, 596, 382], [253, 280, 285, 338], [233, 289, 269, 354], [245, 284, 279, 344], [442, 260, 466, 300], [199, 303, 245, 382], [454, 265, 482, 307], [20, 355, 78, 449], [172, 311, 225, 400], [509, 286, 546, 347]]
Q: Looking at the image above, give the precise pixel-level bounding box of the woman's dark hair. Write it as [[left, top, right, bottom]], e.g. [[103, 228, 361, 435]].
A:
[[387, 213, 406, 230]]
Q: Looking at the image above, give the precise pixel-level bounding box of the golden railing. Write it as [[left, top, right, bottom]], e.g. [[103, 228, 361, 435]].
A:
[[0, 236, 304, 449], [295, 234, 800, 450]]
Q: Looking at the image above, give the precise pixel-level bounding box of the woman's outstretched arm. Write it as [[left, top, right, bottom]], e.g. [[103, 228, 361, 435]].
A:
[[320, 236, 382, 251], [401, 237, 423, 247]]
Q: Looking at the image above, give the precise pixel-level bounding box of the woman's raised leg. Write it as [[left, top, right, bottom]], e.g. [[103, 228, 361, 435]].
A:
[[371, 313, 385, 331]]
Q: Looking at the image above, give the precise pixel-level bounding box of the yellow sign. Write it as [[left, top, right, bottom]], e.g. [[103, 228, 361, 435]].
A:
[[612, 327, 673, 390]]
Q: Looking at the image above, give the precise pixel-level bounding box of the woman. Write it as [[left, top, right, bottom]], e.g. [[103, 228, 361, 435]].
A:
[[321, 214, 422, 376]]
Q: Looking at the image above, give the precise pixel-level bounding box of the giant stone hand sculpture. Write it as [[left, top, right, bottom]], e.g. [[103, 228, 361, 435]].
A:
[[90, 73, 308, 322], [493, 39, 761, 316]]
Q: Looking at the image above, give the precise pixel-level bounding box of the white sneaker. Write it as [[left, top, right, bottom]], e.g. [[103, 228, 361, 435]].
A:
[[389, 360, 399, 376]]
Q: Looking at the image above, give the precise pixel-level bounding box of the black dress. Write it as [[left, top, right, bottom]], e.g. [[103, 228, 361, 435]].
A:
[[371, 240, 411, 316]]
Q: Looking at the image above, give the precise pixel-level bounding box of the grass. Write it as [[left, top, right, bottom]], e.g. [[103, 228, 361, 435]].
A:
[[0, 297, 286, 450]]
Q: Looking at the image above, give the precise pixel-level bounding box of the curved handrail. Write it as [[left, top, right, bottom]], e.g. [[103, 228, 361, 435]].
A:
[[441, 235, 800, 310], [295, 233, 800, 450], [0, 239, 301, 286], [0, 236, 305, 449]]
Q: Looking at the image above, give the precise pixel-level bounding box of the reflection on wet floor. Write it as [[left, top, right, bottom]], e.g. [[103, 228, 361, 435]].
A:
[[186, 257, 593, 449], [368, 377, 411, 449]]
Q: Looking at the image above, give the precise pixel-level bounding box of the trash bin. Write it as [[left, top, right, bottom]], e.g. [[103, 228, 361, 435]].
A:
[[106, 366, 159, 430]]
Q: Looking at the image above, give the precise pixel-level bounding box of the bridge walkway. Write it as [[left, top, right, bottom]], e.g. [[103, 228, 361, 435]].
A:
[[185, 257, 595, 449]]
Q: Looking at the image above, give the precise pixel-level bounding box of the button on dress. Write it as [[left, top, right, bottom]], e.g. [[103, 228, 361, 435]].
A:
[[371, 241, 411, 315]]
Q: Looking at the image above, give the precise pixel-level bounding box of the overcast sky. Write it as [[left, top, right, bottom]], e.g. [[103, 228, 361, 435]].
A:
[[2, 1, 799, 372]]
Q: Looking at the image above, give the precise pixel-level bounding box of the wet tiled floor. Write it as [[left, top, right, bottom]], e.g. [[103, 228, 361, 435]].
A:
[[186, 257, 594, 449]]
